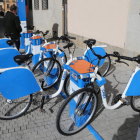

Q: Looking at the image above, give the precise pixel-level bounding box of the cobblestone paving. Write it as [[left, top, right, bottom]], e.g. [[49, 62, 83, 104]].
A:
[[0, 44, 139, 140]]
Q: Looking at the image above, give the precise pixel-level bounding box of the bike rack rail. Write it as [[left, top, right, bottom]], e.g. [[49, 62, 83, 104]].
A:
[[136, 119, 140, 140]]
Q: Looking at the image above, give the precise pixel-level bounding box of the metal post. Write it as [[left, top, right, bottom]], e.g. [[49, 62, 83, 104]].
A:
[[64, 0, 67, 35], [136, 119, 140, 140]]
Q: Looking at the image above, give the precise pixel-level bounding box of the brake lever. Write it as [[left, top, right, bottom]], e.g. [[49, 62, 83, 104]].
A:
[[115, 60, 129, 66]]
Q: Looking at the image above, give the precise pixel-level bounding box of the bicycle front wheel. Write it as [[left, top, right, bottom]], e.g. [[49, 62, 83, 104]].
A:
[[99, 55, 111, 77], [32, 58, 62, 90], [0, 94, 32, 120], [56, 87, 98, 135], [130, 96, 140, 112]]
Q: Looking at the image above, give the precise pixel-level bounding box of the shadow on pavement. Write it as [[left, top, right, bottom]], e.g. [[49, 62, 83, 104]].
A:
[[112, 114, 140, 140]]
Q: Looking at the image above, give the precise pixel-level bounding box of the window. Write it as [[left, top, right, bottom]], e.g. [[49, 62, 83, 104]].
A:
[[7, 4, 10, 9], [34, 0, 39, 10], [12, 0, 16, 2], [42, 0, 48, 10]]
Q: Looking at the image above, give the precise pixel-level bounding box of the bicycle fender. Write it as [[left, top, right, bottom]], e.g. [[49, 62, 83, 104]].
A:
[[0, 48, 20, 68], [0, 38, 14, 48], [0, 68, 41, 100], [126, 70, 140, 96], [84, 47, 106, 67]]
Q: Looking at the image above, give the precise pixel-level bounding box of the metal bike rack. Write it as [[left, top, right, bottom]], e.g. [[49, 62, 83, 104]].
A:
[[30, 36, 43, 66], [136, 119, 140, 140], [24, 31, 33, 53]]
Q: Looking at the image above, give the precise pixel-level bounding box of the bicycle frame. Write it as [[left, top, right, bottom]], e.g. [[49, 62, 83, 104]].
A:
[[95, 64, 140, 110], [47, 44, 108, 99]]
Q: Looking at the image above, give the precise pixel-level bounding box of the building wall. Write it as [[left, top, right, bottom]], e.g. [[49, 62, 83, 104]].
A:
[[32, 0, 63, 37], [68, 0, 130, 49], [67, 0, 140, 68], [125, 0, 140, 53]]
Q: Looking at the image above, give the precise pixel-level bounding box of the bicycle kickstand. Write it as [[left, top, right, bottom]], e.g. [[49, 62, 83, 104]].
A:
[[40, 95, 46, 113]]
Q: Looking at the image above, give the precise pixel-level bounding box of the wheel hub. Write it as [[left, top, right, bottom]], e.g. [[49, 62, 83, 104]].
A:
[[75, 108, 83, 116]]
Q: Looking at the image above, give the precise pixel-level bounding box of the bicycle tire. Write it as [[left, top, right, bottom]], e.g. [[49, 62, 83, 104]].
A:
[[59, 49, 67, 65], [63, 73, 70, 97], [99, 54, 111, 77], [32, 58, 62, 90], [0, 94, 32, 120], [130, 96, 140, 112], [56, 87, 98, 135]]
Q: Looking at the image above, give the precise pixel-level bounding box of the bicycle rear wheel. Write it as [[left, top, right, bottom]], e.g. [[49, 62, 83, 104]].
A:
[[32, 58, 62, 90], [130, 96, 140, 112], [99, 55, 111, 77], [56, 87, 98, 135], [0, 94, 32, 120]]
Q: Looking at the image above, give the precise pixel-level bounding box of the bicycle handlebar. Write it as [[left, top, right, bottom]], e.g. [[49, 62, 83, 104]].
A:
[[83, 39, 140, 64], [32, 30, 40, 34], [63, 43, 73, 49], [109, 52, 140, 64], [24, 25, 35, 30], [57, 34, 76, 43], [32, 30, 50, 37]]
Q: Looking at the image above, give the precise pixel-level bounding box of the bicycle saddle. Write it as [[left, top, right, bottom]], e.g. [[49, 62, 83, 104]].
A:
[[83, 39, 96, 46], [6, 40, 14, 46], [14, 53, 33, 65], [135, 55, 140, 64]]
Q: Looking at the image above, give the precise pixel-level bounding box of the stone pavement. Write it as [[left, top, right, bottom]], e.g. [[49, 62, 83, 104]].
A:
[[0, 43, 140, 140]]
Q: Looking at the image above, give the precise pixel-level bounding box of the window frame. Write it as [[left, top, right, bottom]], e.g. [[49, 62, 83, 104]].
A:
[[34, 0, 39, 10], [42, 0, 48, 10], [7, 4, 10, 9]]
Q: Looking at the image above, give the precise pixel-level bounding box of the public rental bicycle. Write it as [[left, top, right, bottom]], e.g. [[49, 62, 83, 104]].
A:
[[0, 35, 75, 120], [0, 36, 108, 120], [56, 40, 140, 136]]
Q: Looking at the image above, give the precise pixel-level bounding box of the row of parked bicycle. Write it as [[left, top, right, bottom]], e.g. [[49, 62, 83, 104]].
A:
[[0, 27, 140, 136]]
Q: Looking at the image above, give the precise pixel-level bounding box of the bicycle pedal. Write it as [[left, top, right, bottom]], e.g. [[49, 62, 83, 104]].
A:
[[120, 98, 129, 106], [39, 78, 45, 83], [39, 108, 46, 113]]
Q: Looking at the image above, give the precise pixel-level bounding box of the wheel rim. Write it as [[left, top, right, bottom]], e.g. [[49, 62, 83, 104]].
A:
[[65, 76, 70, 96], [0, 93, 31, 119], [99, 56, 110, 76], [58, 90, 97, 134], [133, 96, 140, 110], [33, 59, 61, 89]]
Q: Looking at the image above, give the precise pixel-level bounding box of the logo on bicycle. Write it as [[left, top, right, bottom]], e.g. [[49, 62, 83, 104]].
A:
[[72, 71, 78, 81], [102, 89, 106, 98], [36, 40, 38, 45], [62, 71, 67, 80], [62, 58, 65, 64]]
